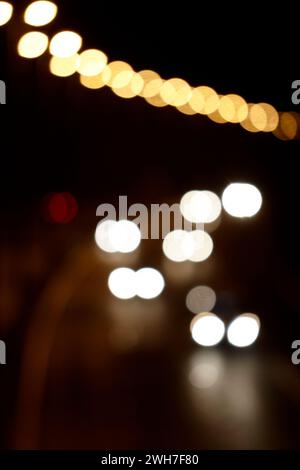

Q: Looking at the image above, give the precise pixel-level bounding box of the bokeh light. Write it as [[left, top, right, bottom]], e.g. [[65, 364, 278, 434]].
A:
[[42, 192, 78, 223], [135, 268, 165, 299], [227, 313, 260, 347], [109, 220, 141, 253], [189, 86, 219, 115], [189, 230, 213, 262], [160, 78, 192, 106], [222, 183, 262, 218], [79, 71, 108, 89], [95, 220, 117, 253], [180, 190, 222, 223], [49, 31, 82, 58], [0, 1, 13, 26], [77, 49, 107, 77], [18, 31, 49, 58], [186, 286, 217, 314], [108, 267, 137, 300], [162, 230, 194, 262], [24, 1, 57, 26], [189, 360, 220, 389], [50, 54, 79, 77], [218, 94, 248, 123], [190, 313, 225, 347]]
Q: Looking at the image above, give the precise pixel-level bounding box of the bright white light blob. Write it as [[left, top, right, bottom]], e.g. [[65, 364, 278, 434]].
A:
[[180, 190, 222, 223], [24, 1, 57, 26], [190, 313, 225, 347], [109, 220, 141, 253], [108, 267, 136, 299], [49, 31, 82, 58], [95, 220, 117, 253], [135, 268, 165, 299], [222, 183, 262, 218], [162, 230, 194, 262], [186, 286, 216, 314], [189, 230, 213, 262], [17, 31, 49, 58], [227, 313, 260, 347], [0, 2, 13, 25]]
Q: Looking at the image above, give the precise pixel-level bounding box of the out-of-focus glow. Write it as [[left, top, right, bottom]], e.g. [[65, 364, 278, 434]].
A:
[[80, 71, 109, 89], [95, 220, 117, 253], [189, 230, 213, 262], [160, 78, 192, 106], [77, 49, 107, 77], [109, 220, 141, 253], [208, 108, 227, 124], [138, 70, 161, 97], [145, 93, 168, 107], [42, 192, 78, 223], [189, 86, 219, 114], [24, 1, 57, 26], [249, 104, 267, 131], [135, 268, 165, 299], [104, 61, 132, 87], [180, 190, 222, 224], [279, 112, 298, 140], [18, 31, 48, 58], [218, 94, 248, 123], [50, 54, 79, 77], [222, 183, 262, 218], [0, 1, 13, 25], [227, 313, 260, 347], [240, 105, 260, 133], [260, 103, 279, 132], [189, 362, 219, 389], [177, 103, 197, 115], [162, 230, 194, 262], [112, 72, 144, 99], [186, 285, 216, 314], [49, 31, 82, 58], [108, 267, 137, 300], [190, 313, 225, 347]]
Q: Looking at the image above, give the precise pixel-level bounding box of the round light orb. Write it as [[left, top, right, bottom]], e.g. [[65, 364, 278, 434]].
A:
[[108, 267, 136, 299], [190, 313, 225, 347], [227, 313, 260, 347], [18, 31, 48, 58], [189, 230, 213, 262], [222, 183, 262, 218], [77, 49, 107, 77], [49, 31, 82, 58], [180, 190, 222, 224], [135, 268, 165, 299], [109, 220, 141, 253], [95, 220, 117, 253], [24, 1, 57, 26], [0, 1, 13, 26], [162, 230, 194, 262], [186, 286, 216, 314]]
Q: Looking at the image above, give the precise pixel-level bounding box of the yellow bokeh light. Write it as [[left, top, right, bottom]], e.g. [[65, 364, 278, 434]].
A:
[[145, 93, 168, 107], [77, 49, 107, 77], [176, 103, 197, 115], [104, 61, 132, 87], [18, 31, 48, 58], [259, 103, 279, 132], [279, 112, 298, 140], [137, 70, 161, 97], [24, 1, 57, 27], [112, 72, 144, 99], [207, 108, 227, 124], [240, 105, 260, 133], [49, 31, 82, 58], [80, 71, 109, 89], [249, 103, 267, 131], [160, 78, 192, 106], [50, 54, 79, 77], [218, 94, 248, 123], [0, 1, 13, 26]]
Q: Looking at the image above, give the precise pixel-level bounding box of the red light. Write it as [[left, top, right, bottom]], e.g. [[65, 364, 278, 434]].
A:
[[42, 192, 78, 224]]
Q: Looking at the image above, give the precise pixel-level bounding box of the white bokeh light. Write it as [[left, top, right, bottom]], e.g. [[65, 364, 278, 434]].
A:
[[189, 230, 213, 262], [110, 220, 141, 253], [180, 190, 222, 224], [186, 286, 216, 314], [135, 268, 165, 299], [0, 2, 13, 26], [108, 267, 136, 299], [24, 1, 57, 26], [162, 230, 194, 262], [95, 220, 117, 253], [49, 31, 82, 58], [227, 313, 260, 347], [222, 183, 262, 218], [190, 313, 225, 347]]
